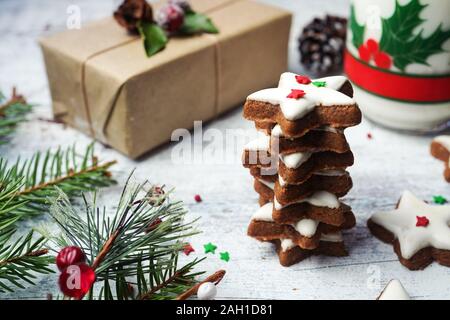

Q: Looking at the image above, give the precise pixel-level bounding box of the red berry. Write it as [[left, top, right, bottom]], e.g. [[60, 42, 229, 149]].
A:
[[366, 39, 379, 55], [374, 51, 392, 69], [194, 194, 202, 202], [58, 263, 96, 299], [157, 4, 184, 33], [358, 44, 371, 62], [56, 246, 86, 272], [367, 132, 373, 140]]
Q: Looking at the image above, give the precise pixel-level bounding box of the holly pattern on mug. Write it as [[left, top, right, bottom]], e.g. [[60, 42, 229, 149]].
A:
[[350, 0, 450, 71]]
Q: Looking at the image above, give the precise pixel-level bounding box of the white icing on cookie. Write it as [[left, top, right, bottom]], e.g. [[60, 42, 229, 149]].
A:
[[251, 203, 273, 222], [314, 169, 347, 177], [258, 178, 275, 190], [252, 203, 320, 238], [281, 232, 343, 253], [370, 190, 450, 259], [281, 232, 343, 252], [280, 238, 296, 252], [320, 232, 343, 242], [274, 191, 340, 210], [311, 126, 342, 134], [248, 72, 354, 121], [378, 279, 410, 300], [313, 75, 349, 91], [248, 87, 316, 120], [271, 124, 283, 137], [244, 135, 270, 151], [278, 175, 286, 186], [292, 219, 319, 238], [279, 152, 312, 169], [433, 135, 450, 151]]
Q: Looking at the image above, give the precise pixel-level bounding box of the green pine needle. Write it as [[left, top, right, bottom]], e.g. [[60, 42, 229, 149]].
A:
[[0, 89, 33, 145], [0, 143, 116, 221], [45, 176, 204, 300], [0, 228, 54, 293]]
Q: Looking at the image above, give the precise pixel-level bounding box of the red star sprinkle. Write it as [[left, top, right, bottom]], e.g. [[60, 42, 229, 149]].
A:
[[367, 132, 373, 139], [194, 194, 202, 202], [287, 89, 306, 100], [183, 243, 195, 255], [416, 216, 429, 227], [295, 75, 311, 84]]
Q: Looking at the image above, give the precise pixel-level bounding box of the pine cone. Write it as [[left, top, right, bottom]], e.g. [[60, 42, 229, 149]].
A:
[[113, 0, 154, 34], [298, 15, 347, 75]]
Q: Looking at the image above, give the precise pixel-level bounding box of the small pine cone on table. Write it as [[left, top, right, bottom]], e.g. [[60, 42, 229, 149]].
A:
[[298, 15, 347, 75]]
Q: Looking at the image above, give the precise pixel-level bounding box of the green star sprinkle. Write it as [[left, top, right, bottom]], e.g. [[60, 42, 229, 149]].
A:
[[312, 81, 327, 87], [219, 252, 230, 262], [433, 195, 447, 205], [204, 242, 217, 254]]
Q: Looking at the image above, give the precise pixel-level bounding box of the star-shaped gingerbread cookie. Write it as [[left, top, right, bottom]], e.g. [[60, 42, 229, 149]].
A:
[[368, 191, 450, 270]]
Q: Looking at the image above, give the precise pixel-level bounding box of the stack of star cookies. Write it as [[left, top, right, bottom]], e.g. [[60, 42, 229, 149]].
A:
[[242, 72, 361, 266]]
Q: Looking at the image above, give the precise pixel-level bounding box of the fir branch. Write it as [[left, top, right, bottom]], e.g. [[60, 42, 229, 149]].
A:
[[0, 87, 33, 144], [0, 143, 116, 221], [0, 228, 53, 293], [45, 176, 205, 300], [0, 144, 115, 295]]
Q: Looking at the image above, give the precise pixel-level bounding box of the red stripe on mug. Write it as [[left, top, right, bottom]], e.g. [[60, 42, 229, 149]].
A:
[[344, 50, 450, 103]]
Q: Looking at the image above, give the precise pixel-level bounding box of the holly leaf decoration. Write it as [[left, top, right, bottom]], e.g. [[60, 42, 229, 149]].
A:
[[394, 26, 450, 70], [350, 4, 365, 49], [138, 21, 168, 57], [180, 12, 219, 35], [379, 0, 450, 71]]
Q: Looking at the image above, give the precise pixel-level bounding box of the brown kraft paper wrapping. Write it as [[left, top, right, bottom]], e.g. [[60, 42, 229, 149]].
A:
[[40, 0, 292, 158]]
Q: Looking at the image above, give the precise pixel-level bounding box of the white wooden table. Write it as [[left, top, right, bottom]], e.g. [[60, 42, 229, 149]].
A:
[[1, 0, 449, 300]]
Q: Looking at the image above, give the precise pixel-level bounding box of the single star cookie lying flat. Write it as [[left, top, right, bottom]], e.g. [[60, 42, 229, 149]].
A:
[[368, 191, 450, 270]]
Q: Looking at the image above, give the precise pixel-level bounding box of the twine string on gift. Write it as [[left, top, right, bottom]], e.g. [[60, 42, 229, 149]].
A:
[[79, 0, 242, 141], [205, 33, 222, 120], [80, 38, 138, 138]]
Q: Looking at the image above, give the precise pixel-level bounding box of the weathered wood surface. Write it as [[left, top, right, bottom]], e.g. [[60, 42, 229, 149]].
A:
[[0, 0, 449, 300]]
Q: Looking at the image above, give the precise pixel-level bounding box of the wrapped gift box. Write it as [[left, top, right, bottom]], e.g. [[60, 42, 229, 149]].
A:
[[40, 0, 291, 158]]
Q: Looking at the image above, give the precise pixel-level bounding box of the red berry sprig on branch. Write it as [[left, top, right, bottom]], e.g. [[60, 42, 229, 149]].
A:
[[357, 38, 392, 69], [56, 246, 96, 299]]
